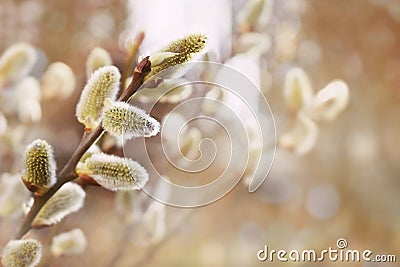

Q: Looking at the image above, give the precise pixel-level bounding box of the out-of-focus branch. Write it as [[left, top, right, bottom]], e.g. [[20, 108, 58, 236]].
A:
[[120, 32, 145, 95]]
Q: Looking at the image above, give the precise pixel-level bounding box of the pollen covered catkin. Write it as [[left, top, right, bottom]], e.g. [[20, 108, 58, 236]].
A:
[[146, 33, 207, 79], [22, 139, 56, 195], [32, 183, 86, 228], [75, 65, 121, 130], [0, 43, 37, 86], [51, 228, 87, 256], [85, 47, 112, 77], [1, 239, 42, 267], [77, 153, 149, 191], [102, 98, 160, 141]]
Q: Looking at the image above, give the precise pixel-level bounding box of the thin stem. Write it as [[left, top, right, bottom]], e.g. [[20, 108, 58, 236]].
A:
[[119, 32, 145, 96], [14, 57, 151, 240]]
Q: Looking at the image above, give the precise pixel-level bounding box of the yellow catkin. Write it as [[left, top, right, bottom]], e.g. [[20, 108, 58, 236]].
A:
[[102, 98, 160, 141], [75, 65, 120, 129], [1, 239, 42, 267], [32, 183, 85, 228], [0, 43, 37, 86], [22, 139, 56, 195], [77, 153, 148, 191], [51, 228, 87, 256], [146, 33, 207, 79], [85, 47, 112, 77]]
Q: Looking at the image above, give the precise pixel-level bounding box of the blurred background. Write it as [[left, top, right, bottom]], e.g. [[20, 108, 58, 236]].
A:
[[0, 0, 399, 266]]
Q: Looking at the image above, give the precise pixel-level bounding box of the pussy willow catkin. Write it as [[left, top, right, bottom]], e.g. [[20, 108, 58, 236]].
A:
[[102, 98, 160, 141], [76, 65, 121, 129], [22, 139, 56, 195], [77, 153, 148, 191]]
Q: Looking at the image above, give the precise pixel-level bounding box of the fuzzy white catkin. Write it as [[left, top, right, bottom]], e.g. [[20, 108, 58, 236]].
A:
[[51, 229, 87, 256], [102, 99, 160, 140], [283, 67, 313, 112], [32, 183, 85, 228], [75, 65, 121, 129], [311, 80, 349, 121], [145, 33, 207, 79], [41, 62, 76, 99], [79, 153, 149, 191], [144, 52, 178, 67], [0, 43, 37, 86], [22, 139, 56, 193], [85, 47, 112, 77], [1, 239, 42, 267]]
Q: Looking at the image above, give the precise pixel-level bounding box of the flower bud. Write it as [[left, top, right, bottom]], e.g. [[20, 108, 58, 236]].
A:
[[85, 47, 112, 77], [51, 229, 87, 256], [22, 139, 56, 196], [76, 153, 149, 191], [41, 62, 76, 99], [146, 33, 207, 79], [283, 67, 313, 112], [76, 66, 121, 130], [32, 183, 85, 228], [1, 239, 42, 267], [0, 43, 37, 87], [102, 98, 160, 141], [144, 52, 179, 67], [311, 80, 349, 121]]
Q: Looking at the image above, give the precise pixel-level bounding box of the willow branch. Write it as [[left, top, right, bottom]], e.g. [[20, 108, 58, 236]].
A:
[[120, 32, 145, 96], [14, 57, 151, 240]]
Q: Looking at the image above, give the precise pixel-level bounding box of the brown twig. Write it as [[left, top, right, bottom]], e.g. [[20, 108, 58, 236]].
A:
[[119, 32, 145, 96], [14, 57, 151, 240]]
